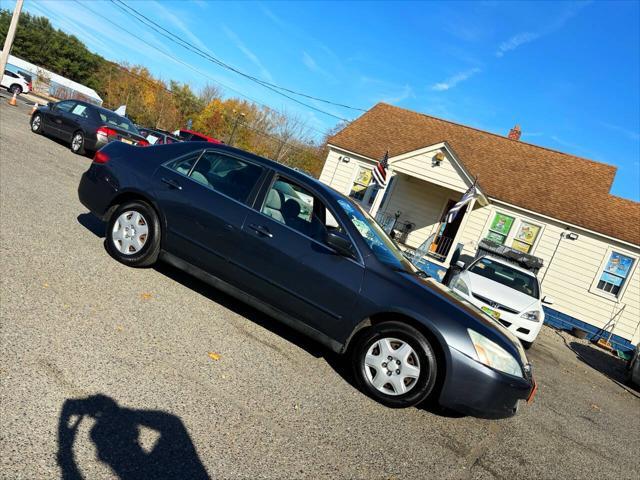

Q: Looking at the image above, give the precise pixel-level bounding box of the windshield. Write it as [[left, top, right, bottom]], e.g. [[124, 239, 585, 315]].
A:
[[97, 110, 138, 133], [469, 257, 539, 298], [336, 198, 415, 271]]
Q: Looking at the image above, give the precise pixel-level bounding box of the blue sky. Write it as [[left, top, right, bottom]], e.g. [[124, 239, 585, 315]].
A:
[[22, 0, 640, 200]]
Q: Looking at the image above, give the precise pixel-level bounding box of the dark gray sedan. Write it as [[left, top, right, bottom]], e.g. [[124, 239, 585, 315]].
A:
[[78, 141, 536, 417], [30, 100, 148, 155]]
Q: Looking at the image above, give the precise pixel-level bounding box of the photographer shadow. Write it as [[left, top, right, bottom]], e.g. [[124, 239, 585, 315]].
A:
[[58, 394, 209, 480]]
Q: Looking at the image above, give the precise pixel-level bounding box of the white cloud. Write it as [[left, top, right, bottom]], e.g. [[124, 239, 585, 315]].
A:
[[379, 84, 414, 104], [222, 25, 274, 83], [496, 2, 590, 57], [600, 122, 640, 142], [301, 51, 335, 81], [431, 68, 481, 91]]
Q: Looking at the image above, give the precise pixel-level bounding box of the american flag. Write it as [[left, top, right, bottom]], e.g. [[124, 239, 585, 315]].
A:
[[372, 150, 389, 188], [446, 182, 477, 223]]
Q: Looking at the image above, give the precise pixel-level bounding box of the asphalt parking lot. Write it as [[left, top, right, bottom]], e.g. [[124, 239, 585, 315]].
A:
[[1, 99, 639, 479]]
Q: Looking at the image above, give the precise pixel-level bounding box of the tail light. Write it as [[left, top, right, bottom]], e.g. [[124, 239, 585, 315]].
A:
[[137, 139, 150, 147], [27, 82, 32, 91], [97, 126, 117, 137], [93, 151, 109, 164]]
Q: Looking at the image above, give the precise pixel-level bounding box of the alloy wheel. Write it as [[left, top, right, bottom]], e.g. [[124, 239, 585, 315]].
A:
[[363, 337, 421, 396], [71, 133, 83, 152], [31, 116, 41, 132], [111, 211, 149, 255]]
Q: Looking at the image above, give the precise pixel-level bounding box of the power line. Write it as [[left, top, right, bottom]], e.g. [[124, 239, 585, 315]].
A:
[[109, 0, 362, 121], [71, 0, 338, 139]]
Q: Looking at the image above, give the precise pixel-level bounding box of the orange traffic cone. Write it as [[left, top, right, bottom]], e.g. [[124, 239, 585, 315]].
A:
[[31, 102, 38, 114], [8, 91, 17, 106]]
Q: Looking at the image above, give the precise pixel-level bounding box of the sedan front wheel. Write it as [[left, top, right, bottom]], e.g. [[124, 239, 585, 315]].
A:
[[352, 321, 438, 408]]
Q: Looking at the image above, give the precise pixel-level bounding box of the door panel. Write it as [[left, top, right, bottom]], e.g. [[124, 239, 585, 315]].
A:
[[152, 150, 264, 282], [233, 176, 364, 336]]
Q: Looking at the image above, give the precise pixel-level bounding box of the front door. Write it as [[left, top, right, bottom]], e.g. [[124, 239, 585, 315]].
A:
[[233, 175, 364, 334], [431, 199, 467, 260]]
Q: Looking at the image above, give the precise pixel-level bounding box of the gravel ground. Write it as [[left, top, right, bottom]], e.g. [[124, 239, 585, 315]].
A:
[[1, 100, 639, 479]]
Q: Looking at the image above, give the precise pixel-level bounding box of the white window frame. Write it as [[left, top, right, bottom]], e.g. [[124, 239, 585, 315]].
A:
[[589, 246, 638, 301], [347, 162, 379, 210], [481, 209, 545, 254]]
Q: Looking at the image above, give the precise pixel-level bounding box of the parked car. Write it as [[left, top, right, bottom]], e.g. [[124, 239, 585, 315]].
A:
[[30, 100, 149, 154], [1, 69, 31, 95], [137, 126, 181, 145], [78, 141, 536, 417], [449, 251, 552, 349], [174, 128, 223, 143], [627, 343, 640, 387]]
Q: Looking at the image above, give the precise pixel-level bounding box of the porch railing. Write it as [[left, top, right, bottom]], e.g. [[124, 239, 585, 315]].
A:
[[375, 212, 397, 234], [427, 236, 455, 262]]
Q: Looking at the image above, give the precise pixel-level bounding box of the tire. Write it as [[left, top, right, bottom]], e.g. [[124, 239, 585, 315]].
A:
[[9, 84, 22, 95], [522, 340, 533, 350], [105, 201, 161, 268], [70, 131, 86, 155], [351, 321, 438, 408], [31, 114, 43, 134]]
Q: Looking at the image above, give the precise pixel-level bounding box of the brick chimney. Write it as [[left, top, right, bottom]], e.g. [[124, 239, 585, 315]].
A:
[[508, 124, 521, 141]]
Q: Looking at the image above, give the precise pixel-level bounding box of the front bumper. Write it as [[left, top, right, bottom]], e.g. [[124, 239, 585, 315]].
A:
[[464, 295, 543, 343], [439, 346, 535, 419]]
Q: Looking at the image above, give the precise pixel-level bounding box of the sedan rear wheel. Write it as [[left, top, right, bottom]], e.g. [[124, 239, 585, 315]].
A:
[[106, 201, 161, 267], [352, 321, 438, 408], [71, 131, 85, 155]]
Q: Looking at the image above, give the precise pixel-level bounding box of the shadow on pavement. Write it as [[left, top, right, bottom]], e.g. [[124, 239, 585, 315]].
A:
[[58, 394, 209, 480], [77, 213, 105, 238]]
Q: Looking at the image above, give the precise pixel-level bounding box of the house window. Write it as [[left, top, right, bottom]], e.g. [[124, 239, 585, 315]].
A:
[[597, 251, 635, 296], [349, 166, 378, 207], [511, 221, 541, 253], [485, 213, 514, 244]]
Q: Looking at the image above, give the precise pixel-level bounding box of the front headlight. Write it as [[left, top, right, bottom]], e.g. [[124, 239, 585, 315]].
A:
[[520, 310, 540, 322], [467, 329, 523, 377], [454, 278, 469, 296]]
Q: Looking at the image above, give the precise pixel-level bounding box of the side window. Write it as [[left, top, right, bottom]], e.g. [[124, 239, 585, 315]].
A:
[[261, 176, 342, 242], [69, 103, 89, 119], [190, 151, 263, 202], [166, 152, 201, 176], [485, 212, 514, 244], [55, 101, 76, 113], [596, 251, 635, 296]]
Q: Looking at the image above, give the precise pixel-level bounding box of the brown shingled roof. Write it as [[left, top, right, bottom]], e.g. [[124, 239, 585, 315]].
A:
[[329, 103, 639, 245]]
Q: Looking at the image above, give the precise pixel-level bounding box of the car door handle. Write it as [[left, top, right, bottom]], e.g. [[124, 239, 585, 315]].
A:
[[248, 224, 273, 238], [161, 177, 182, 190]]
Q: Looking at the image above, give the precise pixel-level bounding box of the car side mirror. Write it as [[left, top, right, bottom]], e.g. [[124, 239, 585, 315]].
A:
[[455, 260, 465, 269], [325, 231, 355, 258], [542, 295, 554, 305], [47, 101, 54, 109]]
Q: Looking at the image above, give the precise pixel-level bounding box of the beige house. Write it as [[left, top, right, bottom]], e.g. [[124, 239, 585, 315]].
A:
[[320, 103, 640, 351]]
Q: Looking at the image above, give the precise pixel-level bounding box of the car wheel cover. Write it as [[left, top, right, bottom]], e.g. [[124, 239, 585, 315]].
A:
[[32, 116, 41, 131], [72, 133, 83, 151], [111, 211, 149, 255], [364, 337, 421, 396]]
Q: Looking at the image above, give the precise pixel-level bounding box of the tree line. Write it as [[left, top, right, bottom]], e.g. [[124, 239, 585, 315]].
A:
[[1, 9, 337, 176]]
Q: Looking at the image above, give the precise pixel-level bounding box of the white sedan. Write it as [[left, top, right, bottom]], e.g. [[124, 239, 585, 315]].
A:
[[450, 255, 553, 349]]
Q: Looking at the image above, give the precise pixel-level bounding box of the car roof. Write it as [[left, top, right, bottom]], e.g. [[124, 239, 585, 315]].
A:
[[473, 255, 537, 277]]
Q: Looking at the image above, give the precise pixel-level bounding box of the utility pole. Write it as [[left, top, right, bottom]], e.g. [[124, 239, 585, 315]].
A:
[[0, 0, 24, 77], [228, 110, 245, 146]]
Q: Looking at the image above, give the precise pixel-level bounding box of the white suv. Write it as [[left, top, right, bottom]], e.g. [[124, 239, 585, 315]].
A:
[[450, 255, 553, 349], [1, 70, 31, 95]]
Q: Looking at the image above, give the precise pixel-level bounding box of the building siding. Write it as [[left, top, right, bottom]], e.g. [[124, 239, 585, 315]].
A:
[[390, 147, 469, 193], [457, 202, 640, 343]]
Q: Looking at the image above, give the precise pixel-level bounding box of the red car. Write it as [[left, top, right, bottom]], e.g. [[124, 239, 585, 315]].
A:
[[174, 129, 223, 144]]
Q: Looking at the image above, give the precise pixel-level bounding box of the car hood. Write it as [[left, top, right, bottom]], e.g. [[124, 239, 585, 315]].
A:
[[463, 271, 539, 313], [403, 272, 528, 365]]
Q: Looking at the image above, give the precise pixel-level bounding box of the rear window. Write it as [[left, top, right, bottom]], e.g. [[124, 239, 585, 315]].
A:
[[97, 110, 138, 133], [469, 257, 539, 298]]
